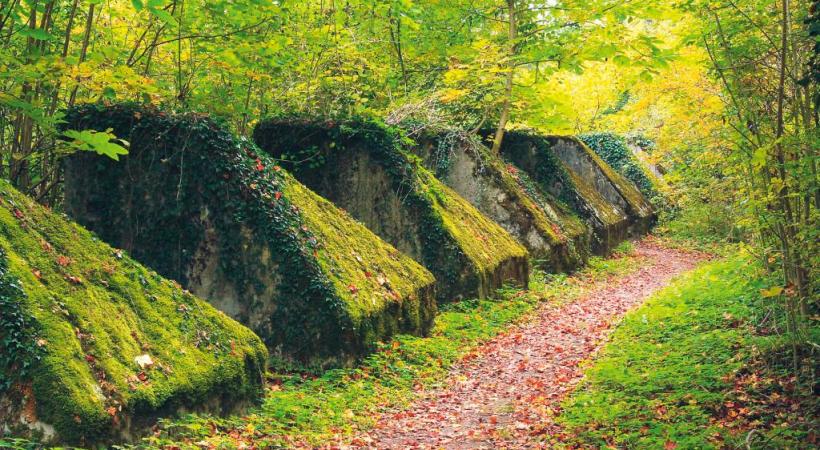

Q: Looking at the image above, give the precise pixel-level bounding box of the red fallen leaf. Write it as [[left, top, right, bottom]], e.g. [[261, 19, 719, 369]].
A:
[[56, 255, 71, 267], [274, 191, 282, 200], [255, 158, 265, 171], [66, 275, 82, 284], [106, 406, 117, 417], [664, 441, 678, 450], [13, 208, 24, 219], [85, 354, 96, 363], [364, 271, 373, 278], [489, 415, 498, 425], [137, 371, 148, 382], [273, 165, 281, 172], [348, 284, 359, 294], [32, 269, 42, 280]]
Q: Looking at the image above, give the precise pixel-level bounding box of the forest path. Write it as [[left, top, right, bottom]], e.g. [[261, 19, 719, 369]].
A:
[[350, 239, 709, 449]]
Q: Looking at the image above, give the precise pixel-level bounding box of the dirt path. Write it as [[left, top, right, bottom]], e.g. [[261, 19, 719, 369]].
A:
[[350, 239, 709, 449]]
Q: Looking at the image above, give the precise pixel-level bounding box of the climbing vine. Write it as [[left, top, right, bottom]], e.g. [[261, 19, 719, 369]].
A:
[[579, 132, 658, 199], [0, 249, 42, 393], [64, 103, 352, 362]]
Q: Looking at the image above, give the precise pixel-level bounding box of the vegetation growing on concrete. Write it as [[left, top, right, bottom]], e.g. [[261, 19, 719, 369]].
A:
[[0, 179, 267, 446], [63, 104, 437, 366], [495, 130, 630, 252], [416, 132, 588, 272], [580, 132, 660, 202], [254, 118, 528, 302]]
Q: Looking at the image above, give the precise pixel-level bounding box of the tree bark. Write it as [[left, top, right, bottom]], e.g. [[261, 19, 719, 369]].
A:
[[491, 0, 516, 155]]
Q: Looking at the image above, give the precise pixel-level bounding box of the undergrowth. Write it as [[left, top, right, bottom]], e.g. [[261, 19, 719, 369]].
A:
[[128, 248, 643, 449], [557, 251, 819, 449]]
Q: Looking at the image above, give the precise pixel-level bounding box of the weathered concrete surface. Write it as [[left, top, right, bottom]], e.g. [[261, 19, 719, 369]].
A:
[[414, 134, 588, 273], [0, 179, 267, 446], [254, 119, 529, 303], [62, 104, 437, 368], [495, 131, 655, 254], [548, 136, 655, 236]]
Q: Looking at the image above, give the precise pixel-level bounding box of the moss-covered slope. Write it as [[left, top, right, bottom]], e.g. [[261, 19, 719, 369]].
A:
[[414, 133, 588, 272], [62, 104, 436, 367], [253, 119, 528, 302], [495, 130, 628, 253], [579, 132, 660, 201], [549, 136, 655, 233], [0, 180, 267, 446]]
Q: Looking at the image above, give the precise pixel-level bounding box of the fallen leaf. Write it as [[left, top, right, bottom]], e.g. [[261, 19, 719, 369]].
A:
[[134, 354, 154, 369]]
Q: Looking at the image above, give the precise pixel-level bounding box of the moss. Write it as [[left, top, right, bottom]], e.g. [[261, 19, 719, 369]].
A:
[[0, 179, 267, 446], [579, 132, 659, 200], [494, 130, 629, 251], [284, 175, 436, 344], [568, 136, 654, 220], [254, 118, 528, 302], [414, 133, 588, 271], [63, 104, 436, 367]]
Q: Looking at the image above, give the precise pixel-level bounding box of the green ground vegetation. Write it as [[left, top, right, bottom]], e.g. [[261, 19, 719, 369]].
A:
[[557, 250, 819, 449]]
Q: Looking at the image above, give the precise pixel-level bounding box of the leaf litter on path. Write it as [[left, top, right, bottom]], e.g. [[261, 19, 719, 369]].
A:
[[347, 239, 710, 449]]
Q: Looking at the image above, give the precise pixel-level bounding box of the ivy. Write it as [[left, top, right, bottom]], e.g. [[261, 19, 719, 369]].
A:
[[579, 132, 658, 200], [63, 103, 351, 363], [0, 248, 42, 393], [254, 117, 483, 303]]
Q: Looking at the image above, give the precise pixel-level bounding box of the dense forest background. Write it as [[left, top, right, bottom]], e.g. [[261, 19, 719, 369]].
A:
[[0, 0, 817, 398]]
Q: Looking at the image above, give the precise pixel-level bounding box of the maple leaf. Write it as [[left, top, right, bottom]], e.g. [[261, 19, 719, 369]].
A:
[[13, 208, 24, 219], [56, 255, 71, 267], [255, 158, 265, 171], [32, 269, 42, 280], [274, 191, 282, 200], [348, 284, 359, 294], [664, 440, 678, 450]]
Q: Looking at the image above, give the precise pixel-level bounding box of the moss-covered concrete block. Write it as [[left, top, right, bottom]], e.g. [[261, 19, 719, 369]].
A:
[[62, 104, 437, 367], [414, 133, 588, 273], [0, 180, 267, 446], [496, 131, 655, 254], [253, 119, 529, 303]]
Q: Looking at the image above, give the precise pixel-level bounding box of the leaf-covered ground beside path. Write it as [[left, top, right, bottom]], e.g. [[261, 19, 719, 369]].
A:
[[350, 239, 708, 449], [125, 242, 645, 449], [557, 251, 819, 449]]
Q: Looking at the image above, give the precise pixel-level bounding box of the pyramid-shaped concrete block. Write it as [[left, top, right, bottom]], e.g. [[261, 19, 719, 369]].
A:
[[413, 133, 589, 273], [0, 179, 267, 446], [254, 119, 529, 302], [62, 104, 437, 367]]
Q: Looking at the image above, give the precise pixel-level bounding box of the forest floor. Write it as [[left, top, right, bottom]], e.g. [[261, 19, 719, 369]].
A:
[[348, 240, 710, 449]]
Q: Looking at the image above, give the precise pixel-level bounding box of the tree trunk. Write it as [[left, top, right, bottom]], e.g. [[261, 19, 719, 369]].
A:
[[491, 0, 516, 155]]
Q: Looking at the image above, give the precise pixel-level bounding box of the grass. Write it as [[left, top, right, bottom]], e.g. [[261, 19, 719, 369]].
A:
[[556, 250, 818, 449], [126, 249, 643, 449]]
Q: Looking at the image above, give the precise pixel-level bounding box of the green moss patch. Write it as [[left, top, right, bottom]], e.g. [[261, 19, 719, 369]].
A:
[[414, 133, 588, 272], [0, 179, 267, 446], [253, 118, 528, 302], [62, 104, 437, 367], [496, 130, 627, 253]]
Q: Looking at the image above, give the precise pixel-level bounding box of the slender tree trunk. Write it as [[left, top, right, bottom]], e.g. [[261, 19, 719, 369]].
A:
[[491, 0, 516, 155], [69, 3, 96, 107]]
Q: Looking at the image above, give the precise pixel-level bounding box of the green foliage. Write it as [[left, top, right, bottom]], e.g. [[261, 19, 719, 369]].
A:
[[558, 252, 818, 448], [63, 104, 436, 366], [0, 178, 267, 445], [132, 248, 641, 448], [579, 132, 659, 200], [62, 129, 129, 161]]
